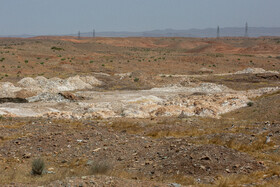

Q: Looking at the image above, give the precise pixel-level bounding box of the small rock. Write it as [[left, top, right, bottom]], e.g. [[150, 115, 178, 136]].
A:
[[93, 148, 101, 152], [90, 181, 95, 184], [22, 153, 31, 159], [169, 183, 181, 187], [86, 160, 94, 166], [265, 136, 271, 143], [200, 156, 211, 161], [47, 171, 55, 174], [200, 165, 206, 170]]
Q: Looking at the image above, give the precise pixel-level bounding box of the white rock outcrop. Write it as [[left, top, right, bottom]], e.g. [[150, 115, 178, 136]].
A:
[[17, 75, 102, 94]]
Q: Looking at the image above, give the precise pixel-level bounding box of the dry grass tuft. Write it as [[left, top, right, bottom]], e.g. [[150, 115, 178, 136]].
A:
[[31, 158, 45, 175], [89, 161, 111, 175]]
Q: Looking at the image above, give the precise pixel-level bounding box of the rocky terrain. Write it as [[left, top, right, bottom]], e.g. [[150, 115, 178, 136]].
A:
[[0, 37, 279, 186]]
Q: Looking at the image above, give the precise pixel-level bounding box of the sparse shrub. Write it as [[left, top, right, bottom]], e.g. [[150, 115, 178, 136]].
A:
[[89, 161, 110, 175], [31, 158, 45, 175], [134, 78, 139, 82], [247, 101, 254, 107], [61, 58, 65, 61], [51, 46, 64, 51], [90, 60, 94, 63], [40, 62, 44, 65], [24, 60, 28, 63], [0, 58, 5, 62], [215, 53, 224, 57], [102, 64, 105, 66]]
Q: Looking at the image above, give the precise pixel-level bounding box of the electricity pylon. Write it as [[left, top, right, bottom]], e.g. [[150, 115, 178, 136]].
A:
[[245, 22, 248, 37]]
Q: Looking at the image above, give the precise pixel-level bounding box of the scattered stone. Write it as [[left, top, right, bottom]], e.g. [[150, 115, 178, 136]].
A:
[[169, 183, 181, 187], [22, 153, 31, 159]]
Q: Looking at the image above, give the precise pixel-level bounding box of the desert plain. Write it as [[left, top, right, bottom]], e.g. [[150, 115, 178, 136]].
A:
[[0, 36, 279, 186]]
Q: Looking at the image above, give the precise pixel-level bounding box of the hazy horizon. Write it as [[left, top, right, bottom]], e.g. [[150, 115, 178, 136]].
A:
[[1, 0, 280, 35]]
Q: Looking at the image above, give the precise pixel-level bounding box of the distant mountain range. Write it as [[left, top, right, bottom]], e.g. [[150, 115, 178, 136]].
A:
[[2, 27, 280, 38]]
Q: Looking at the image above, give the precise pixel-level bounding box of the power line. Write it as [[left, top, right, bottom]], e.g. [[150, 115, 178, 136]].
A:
[[217, 26, 220, 39], [78, 31, 81, 40], [245, 22, 248, 37], [93, 29, 95, 37]]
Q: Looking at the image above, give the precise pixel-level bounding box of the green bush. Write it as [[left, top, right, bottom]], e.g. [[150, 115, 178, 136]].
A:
[[51, 46, 64, 51], [247, 102, 254, 107]]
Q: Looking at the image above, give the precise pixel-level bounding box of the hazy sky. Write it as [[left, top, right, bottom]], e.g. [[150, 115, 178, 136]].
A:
[[1, 0, 280, 35]]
